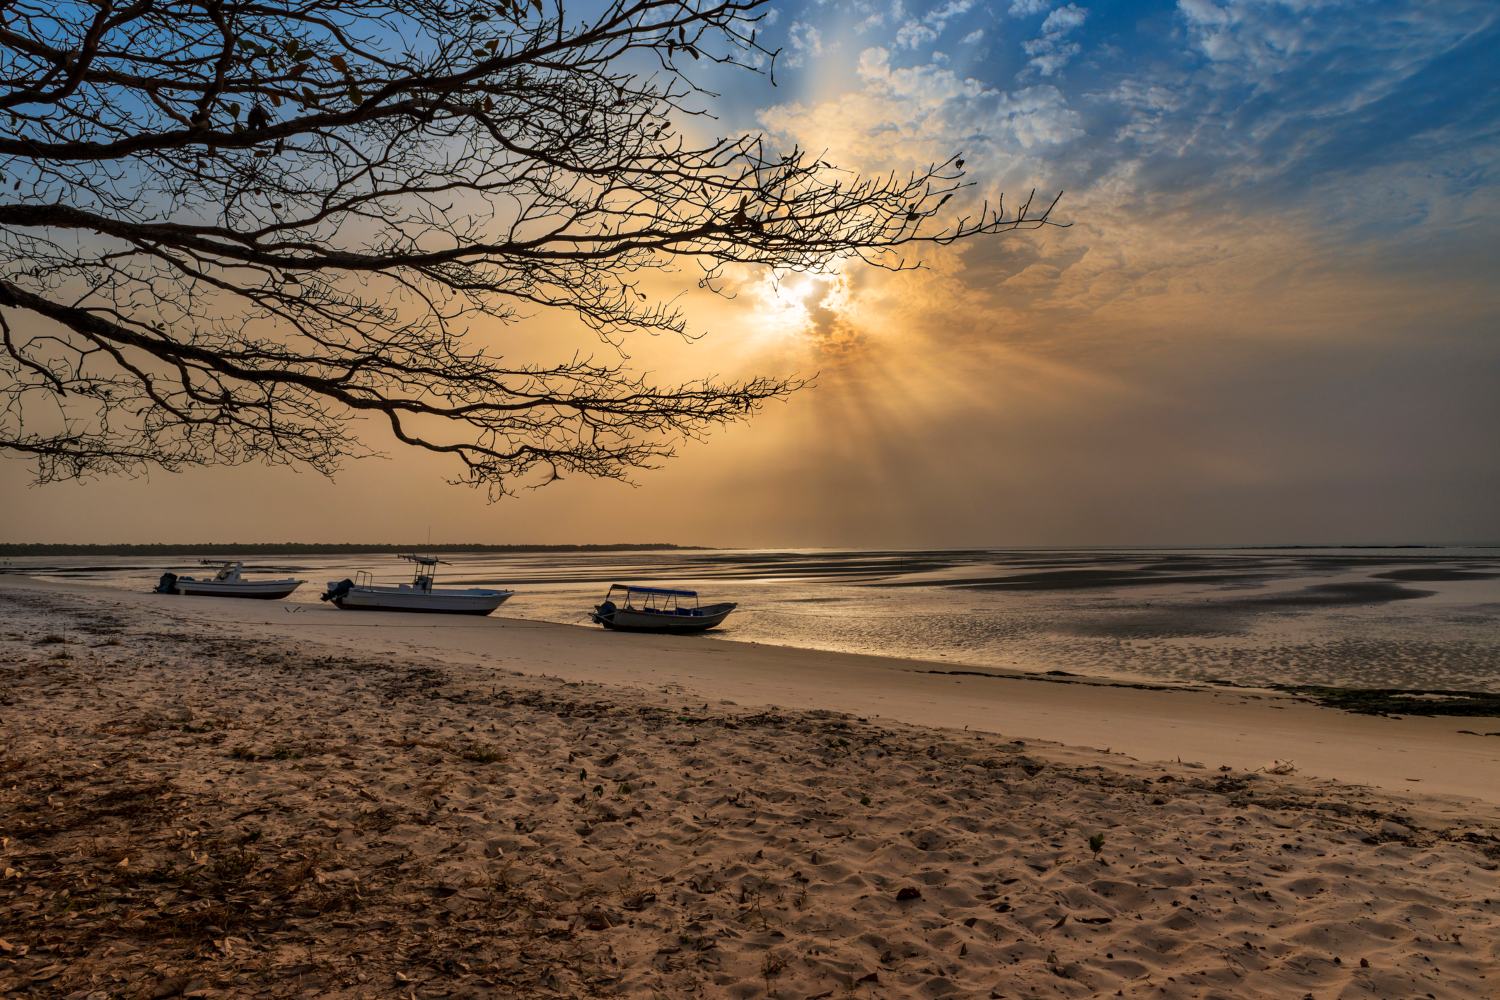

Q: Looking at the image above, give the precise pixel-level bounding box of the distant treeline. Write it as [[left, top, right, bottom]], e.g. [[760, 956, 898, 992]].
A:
[[0, 542, 706, 556]]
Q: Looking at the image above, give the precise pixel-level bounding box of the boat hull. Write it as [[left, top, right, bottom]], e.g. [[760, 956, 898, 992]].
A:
[[593, 603, 736, 633], [328, 585, 514, 616], [172, 580, 303, 600]]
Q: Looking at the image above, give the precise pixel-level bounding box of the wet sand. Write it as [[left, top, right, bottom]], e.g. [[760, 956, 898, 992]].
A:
[[2, 576, 1500, 997]]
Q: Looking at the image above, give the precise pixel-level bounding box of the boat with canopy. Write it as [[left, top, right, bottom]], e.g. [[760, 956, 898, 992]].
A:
[[590, 584, 736, 633]]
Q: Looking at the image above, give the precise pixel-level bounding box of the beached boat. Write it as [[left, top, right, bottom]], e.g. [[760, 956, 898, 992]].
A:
[[321, 555, 514, 615], [590, 584, 736, 633], [155, 561, 304, 600]]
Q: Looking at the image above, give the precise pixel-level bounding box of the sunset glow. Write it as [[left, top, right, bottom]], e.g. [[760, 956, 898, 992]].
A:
[[3, 0, 1496, 547]]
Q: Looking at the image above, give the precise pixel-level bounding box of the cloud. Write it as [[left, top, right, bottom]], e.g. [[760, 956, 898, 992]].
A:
[[851, 45, 998, 104], [894, 0, 978, 49], [1023, 2, 1087, 75], [1174, 0, 1493, 80], [1008, 0, 1050, 15], [1066, 0, 1500, 216], [783, 21, 825, 67], [1175, 0, 1226, 28], [993, 84, 1083, 148], [894, 20, 937, 48], [1039, 3, 1086, 34], [930, 0, 978, 25], [1023, 39, 1079, 76]]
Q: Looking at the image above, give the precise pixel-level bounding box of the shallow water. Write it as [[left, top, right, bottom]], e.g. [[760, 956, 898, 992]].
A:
[[7, 547, 1499, 692]]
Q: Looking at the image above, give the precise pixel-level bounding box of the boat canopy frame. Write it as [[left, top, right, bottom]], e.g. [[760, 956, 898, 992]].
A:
[[400, 554, 450, 592], [605, 583, 700, 611], [197, 559, 243, 582]]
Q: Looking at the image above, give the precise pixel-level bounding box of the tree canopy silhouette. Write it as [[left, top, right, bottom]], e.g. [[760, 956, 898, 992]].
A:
[[0, 0, 1061, 496]]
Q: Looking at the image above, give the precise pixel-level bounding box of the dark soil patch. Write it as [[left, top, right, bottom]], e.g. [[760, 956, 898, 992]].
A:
[[1281, 686, 1500, 718], [1373, 568, 1500, 582]]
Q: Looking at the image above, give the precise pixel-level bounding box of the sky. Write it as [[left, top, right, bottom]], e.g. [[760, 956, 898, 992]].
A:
[[2, 0, 1498, 547]]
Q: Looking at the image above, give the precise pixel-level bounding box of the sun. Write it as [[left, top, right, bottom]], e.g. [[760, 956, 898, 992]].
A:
[[745, 268, 851, 342]]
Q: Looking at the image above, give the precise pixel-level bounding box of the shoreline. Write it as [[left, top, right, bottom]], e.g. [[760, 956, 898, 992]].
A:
[[5, 574, 1499, 804], [8, 545, 1499, 700]]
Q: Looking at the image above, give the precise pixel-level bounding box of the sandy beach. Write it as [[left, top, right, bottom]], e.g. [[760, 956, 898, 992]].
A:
[[3, 575, 1498, 997]]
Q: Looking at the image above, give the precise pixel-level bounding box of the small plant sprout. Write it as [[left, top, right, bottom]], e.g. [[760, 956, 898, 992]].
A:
[[1088, 832, 1106, 857]]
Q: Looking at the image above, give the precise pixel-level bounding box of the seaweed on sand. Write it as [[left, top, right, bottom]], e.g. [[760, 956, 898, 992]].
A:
[[1280, 685, 1500, 718]]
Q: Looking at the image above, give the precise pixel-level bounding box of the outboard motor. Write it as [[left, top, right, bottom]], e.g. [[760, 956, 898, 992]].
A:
[[321, 579, 354, 603], [154, 572, 179, 595], [591, 599, 616, 624]]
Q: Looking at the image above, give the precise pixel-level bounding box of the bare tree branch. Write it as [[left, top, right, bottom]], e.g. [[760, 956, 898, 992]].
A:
[[0, 0, 1064, 496]]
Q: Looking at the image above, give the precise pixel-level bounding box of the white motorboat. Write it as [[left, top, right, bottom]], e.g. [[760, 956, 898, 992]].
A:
[[590, 584, 736, 633], [321, 555, 514, 615], [155, 561, 304, 600]]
